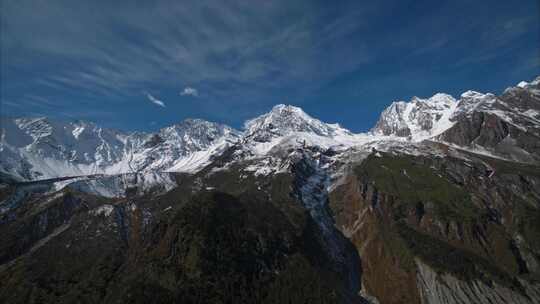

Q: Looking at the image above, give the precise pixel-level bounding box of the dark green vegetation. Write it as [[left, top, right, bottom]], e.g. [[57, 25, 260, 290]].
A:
[[350, 151, 540, 294], [397, 223, 522, 291], [354, 152, 478, 223], [1, 146, 539, 304], [0, 165, 364, 304]]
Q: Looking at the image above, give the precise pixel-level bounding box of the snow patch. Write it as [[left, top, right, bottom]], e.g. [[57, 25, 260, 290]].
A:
[[518, 81, 529, 88], [91, 205, 114, 217], [72, 126, 85, 139]]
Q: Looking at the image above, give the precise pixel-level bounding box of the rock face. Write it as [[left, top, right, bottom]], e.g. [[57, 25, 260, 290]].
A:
[[329, 150, 540, 304], [416, 258, 540, 304], [437, 80, 540, 162], [1, 76, 540, 303], [371, 93, 456, 140], [0, 118, 127, 180], [371, 78, 540, 163], [243, 104, 353, 143], [0, 117, 240, 180]]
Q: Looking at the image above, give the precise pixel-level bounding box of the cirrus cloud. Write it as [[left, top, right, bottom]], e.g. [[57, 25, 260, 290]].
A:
[[1, 0, 538, 131], [145, 92, 165, 107]]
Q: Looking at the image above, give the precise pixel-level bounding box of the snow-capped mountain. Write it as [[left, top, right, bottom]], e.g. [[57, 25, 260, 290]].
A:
[[2, 76, 540, 304], [2, 76, 539, 181], [372, 77, 540, 142], [0, 117, 240, 180], [369, 77, 540, 162], [239, 104, 368, 158], [451, 84, 540, 133], [434, 79, 540, 162], [371, 93, 456, 140], [244, 104, 353, 142], [124, 119, 240, 173], [0, 117, 127, 180]]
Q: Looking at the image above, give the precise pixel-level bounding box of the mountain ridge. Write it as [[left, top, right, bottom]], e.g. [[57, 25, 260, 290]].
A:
[[2, 76, 539, 181], [1, 76, 540, 304]]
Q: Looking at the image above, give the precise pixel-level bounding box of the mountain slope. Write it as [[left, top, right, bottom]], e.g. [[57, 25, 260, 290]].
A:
[[371, 93, 457, 140], [2, 77, 539, 181], [436, 79, 540, 162], [1, 76, 539, 304], [0, 117, 241, 181], [371, 77, 540, 162]]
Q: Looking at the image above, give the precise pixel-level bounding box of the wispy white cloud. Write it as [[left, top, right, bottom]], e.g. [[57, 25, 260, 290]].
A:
[[145, 93, 165, 107], [180, 87, 198, 97], [1, 0, 374, 103], [2, 0, 538, 122]]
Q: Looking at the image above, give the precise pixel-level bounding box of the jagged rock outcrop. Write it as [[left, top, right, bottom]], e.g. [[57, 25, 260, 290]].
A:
[[436, 83, 540, 162], [371, 93, 456, 140], [371, 77, 540, 162]]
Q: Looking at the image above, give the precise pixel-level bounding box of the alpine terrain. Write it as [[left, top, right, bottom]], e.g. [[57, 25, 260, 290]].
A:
[[1, 76, 540, 304]]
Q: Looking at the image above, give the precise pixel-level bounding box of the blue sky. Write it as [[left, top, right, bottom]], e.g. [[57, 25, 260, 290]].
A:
[[1, 0, 539, 132]]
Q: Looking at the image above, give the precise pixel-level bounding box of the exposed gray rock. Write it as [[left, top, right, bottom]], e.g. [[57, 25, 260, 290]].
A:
[[416, 259, 540, 304]]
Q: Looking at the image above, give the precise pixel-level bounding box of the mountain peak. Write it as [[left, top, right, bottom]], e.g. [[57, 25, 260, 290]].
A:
[[270, 103, 305, 114], [243, 104, 350, 143], [516, 76, 540, 89], [371, 92, 457, 140], [460, 90, 489, 99], [410, 93, 455, 105], [160, 118, 239, 143], [168, 118, 217, 128], [427, 93, 456, 105], [181, 118, 208, 124], [503, 76, 540, 96], [2, 76, 539, 181]]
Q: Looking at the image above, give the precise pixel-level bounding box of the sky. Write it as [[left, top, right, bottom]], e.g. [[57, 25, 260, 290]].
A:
[[1, 0, 539, 133]]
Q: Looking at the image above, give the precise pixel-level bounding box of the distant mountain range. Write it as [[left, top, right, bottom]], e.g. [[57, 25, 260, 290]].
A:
[[1, 76, 539, 304], [2, 77, 539, 181]]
